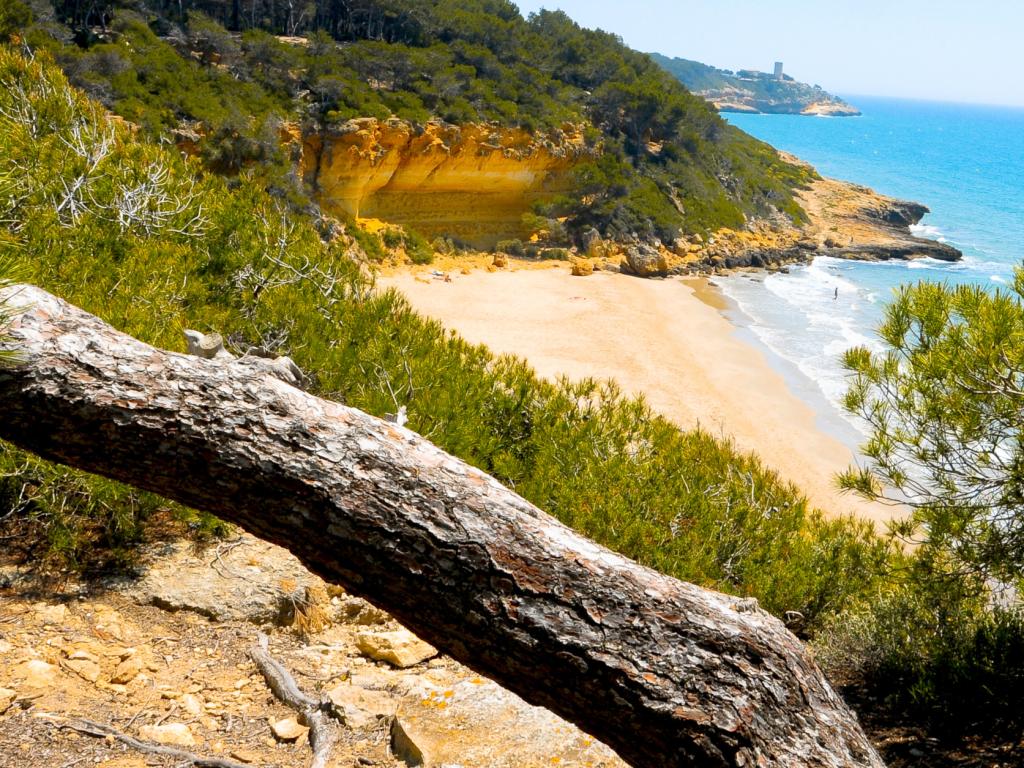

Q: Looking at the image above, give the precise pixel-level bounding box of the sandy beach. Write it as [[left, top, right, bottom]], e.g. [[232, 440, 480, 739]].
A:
[[382, 264, 895, 529]]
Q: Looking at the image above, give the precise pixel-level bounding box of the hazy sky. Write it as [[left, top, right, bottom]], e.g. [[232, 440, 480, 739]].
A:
[[514, 1, 1024, 107]]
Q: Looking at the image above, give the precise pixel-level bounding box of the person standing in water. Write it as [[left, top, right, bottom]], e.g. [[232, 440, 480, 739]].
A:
[[833, 287, 838, 300]]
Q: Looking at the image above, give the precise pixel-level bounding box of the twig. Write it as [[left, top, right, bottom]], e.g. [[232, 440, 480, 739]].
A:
[[249, 633, 340, 768], [294, 667, 350, 685], [53, 717, 253, 768], [121, 707, 149, 731]]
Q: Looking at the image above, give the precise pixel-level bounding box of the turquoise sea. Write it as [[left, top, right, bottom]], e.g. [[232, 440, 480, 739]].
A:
[[718, 96, 1024, 438]]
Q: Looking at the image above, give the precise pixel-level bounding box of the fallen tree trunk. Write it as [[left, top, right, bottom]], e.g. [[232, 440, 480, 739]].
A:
[[0, 285, 883, 767]]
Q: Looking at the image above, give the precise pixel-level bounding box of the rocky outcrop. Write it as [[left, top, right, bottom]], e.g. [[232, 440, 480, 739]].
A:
[[297, 119, 593, 249], [793, 177, 962, 263], [655, 171, 962, 276], [622, 244, 669, 277], [117, 532, 324, 624]]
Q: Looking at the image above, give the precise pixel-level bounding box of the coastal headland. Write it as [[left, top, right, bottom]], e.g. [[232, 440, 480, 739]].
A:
[[662, 163, 963, 274], [649, 53, 862, 116]]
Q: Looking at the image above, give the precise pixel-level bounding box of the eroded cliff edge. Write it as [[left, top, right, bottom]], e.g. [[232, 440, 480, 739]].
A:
[[294, 118, 593, 250]]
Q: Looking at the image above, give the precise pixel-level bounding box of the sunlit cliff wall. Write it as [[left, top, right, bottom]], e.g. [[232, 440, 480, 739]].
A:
[[296, 118, 592, 248]]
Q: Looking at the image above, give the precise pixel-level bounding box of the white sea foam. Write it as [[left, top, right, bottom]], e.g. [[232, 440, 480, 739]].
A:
[[718, 257, 884, 437], [910, 223, 944, 239]]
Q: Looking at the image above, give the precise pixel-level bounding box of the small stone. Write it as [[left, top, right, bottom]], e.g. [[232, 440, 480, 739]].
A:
[[110, 654, 142, 684], [14, 659, 57, 688], [66, 648, 99, 663], [356, 630, 437, 669], [64, 658, 101, 683], [181, 693, 203, 716], [0, 688, 16, 714], [33, 603, 68, 625], [93, 609, 127, 642], [270, 716, 308, 742], [139, 723, 196, 747], [492, 253, 508, 268], [230, 749, 259, 764]]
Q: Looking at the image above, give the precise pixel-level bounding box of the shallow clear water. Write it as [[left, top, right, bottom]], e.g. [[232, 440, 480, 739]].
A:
[[717, 97, 1024, 434]]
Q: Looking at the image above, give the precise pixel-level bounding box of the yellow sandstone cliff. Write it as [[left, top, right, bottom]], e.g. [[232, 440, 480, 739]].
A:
[[294, 119, 593, 248]]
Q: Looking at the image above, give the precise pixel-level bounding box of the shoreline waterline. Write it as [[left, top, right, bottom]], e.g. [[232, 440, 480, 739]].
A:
[[687, 273, 870, 458], [382, 265, 895, 530]]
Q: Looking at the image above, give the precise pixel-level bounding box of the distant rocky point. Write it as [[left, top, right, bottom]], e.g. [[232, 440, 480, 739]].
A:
[[650, 53, 860, 116]]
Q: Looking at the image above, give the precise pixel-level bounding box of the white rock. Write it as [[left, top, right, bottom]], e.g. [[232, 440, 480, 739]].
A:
[[356, 630, 437, 668], [389, 679, 627, 768], [326, 684, 397, 730], [33, 603, 68, 625], [270, 716, 308, 742], [181, 693, 203, 716], [14, 659, 57, 687], [139, 723, 196, 746]]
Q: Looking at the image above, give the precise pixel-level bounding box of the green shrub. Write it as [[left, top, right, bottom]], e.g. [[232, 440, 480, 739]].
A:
[[495, 239, 525, 256], [402, 229, 433, 265], [431, 237, 455, 255], [539, 247, 570, 261], [381, 228, 404, 249], [349, 224, 386, 262], [816, 579, 1024, 726]]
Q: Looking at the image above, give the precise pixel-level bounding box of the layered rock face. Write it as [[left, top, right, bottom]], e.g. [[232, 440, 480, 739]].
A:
[[298, 119, 591, 248]]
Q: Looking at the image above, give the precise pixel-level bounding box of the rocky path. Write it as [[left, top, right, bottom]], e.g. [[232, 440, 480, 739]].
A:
[[0, 534, 624, 768]]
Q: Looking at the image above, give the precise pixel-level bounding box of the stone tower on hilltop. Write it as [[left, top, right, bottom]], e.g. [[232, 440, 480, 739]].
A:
[[773, 61, 784, 79]]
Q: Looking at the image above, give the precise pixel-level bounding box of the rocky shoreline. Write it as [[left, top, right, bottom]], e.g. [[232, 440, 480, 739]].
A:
[[588, 173, 963, 278]]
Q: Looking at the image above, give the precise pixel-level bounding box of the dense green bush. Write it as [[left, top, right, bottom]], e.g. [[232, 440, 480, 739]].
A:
[[816, 577, 1024, 726], [402, 229, 434, 264], [539, 248, 570, 261], [495, 239, 524, 256], [0, 48, 888, 630]]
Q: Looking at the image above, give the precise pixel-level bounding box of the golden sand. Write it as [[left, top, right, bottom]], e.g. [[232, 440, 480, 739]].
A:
[[382, 264, 896, 529]]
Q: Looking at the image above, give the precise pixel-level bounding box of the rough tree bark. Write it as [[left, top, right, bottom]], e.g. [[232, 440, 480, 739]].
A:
[[0, 286, 884, 768]]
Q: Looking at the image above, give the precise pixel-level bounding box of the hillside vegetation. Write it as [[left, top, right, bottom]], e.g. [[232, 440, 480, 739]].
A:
[[6, 0, 814, 242], [3, 7, 1023, 757], [0, 47, 889, 631]]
